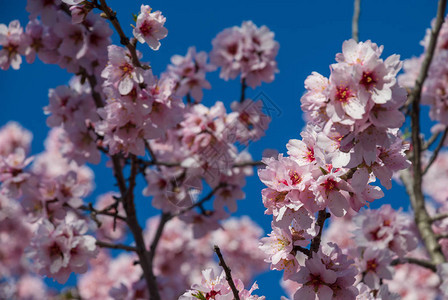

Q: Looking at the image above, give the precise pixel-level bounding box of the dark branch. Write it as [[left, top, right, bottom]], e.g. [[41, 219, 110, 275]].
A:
[[148, 212, 171, 263], [171, 183, 227, 219], [214, 245, 240, 300], [240, 78, 247, 103], [96, 240, 138, 252], [391, 257, 436, 272], [96, 0, 148, 69], [423, 127, 448, 175], [310, 209, 330, 253]]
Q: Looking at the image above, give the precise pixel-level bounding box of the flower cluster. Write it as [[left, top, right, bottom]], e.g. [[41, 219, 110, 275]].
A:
[[143, 97, 270, 215], [399, 16, 448, 126], [97, 45, 184, 156], [257, 39, 414, 299], [180, 269, 265, 300], [27, 215, 98, 283], [164, 46, 215, 102], [1, 7, 112, 74], [210, 21, 279, 88]]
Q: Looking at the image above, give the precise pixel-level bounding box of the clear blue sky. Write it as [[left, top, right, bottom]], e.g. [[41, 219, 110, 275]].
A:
[[0, 0, 440, 298]]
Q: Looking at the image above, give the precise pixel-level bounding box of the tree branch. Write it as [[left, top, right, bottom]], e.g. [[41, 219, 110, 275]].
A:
[[96, 0, 148, 69], [96, 240, 138, 252], [310, 209, 330, 253], [404, 0, 447, 266], [391, 257, 436, 272], [148, 212, 171, 263], [240, 78, 247, 103], [423, 126, 448, 175], [214, 245, 240, 300], [293, 245, 311, 258], [431, 212, 448, 222], [352, 0, 361, 42], [170, 183, 227, 219]]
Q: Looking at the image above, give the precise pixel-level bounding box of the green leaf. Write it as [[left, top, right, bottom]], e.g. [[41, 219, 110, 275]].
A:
[[192, 291, 207, 300]]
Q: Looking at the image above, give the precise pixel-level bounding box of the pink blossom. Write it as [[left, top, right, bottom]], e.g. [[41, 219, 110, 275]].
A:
[[0, 20, 27, 70], [291, 243, 358, 300], [210, 21, 279, 88], [101, 45, 145, 95], [0, 121, 32, 157], [27, 216, 98, 283], [133, 5, 168, 50], [356, 248, 394, 289], [352, 205, 418, 257], [166, 46, 214, 102]]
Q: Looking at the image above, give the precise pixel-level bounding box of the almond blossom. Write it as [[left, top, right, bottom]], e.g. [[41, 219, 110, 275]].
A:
[[133, 5, 168, 51]]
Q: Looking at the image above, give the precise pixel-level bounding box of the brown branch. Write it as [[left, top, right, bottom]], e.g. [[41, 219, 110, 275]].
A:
[[96, 240, 138, 252], [423, 127, 448, 175], [293, 245, 311, 258], [391, 257, 436, 272], [432, 212, 448, 222], [310, 209, 330, 253], [233, 160, 265, 168], [437, 233, 448, 240], [214, 245, 240, 300], [423, 131, 441, 151], [77, 204, 126, 221], [170, 183, 227, 219], [148, 212, 170, 263], [352, 0, 361, 42], [110, 154, 161, 300], [240, 78, 247, 103], [96, 0, 148, 69], [405, 0, 447, 266]]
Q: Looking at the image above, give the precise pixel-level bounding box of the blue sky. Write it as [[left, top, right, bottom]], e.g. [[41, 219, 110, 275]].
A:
[[0, 0, 441, 298]]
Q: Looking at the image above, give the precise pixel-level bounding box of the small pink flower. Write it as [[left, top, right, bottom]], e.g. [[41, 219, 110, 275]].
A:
[[133, 5, 168, 51]]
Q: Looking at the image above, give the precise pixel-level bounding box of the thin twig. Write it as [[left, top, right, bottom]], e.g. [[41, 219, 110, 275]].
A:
[[423, 131, 441, 151], [214, 245, 240, 300], [77, 204, 126, 221], [170, 183, 227, 219], [96, 240, 138, 252], [240, 78, 247, 103], [233, 160, 265, 168], [423, 127, 448, 175], [96, 0, 148, 69], [391, 257, 437, 272], [352, 0, 361, 42], [149, 212, 171, 262]]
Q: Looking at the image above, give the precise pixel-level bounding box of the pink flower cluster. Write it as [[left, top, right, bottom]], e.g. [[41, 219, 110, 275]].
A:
[[257, 39, 413, 299], [1, 6, 112, 74], [44, 80, 100, 165], [164, 46, 215, 102], [179, 269, 265, 300], [291, 243, 358, 299], [27, 215, 98, 283], [399, 15, 448, 126], [210, 21, 279, 88], [77, 216, 265, 299], [143, 97, 270, 215], [144, 216, 266, 297], [0, 125, 98, 286], [98, 45, 184, 156]]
